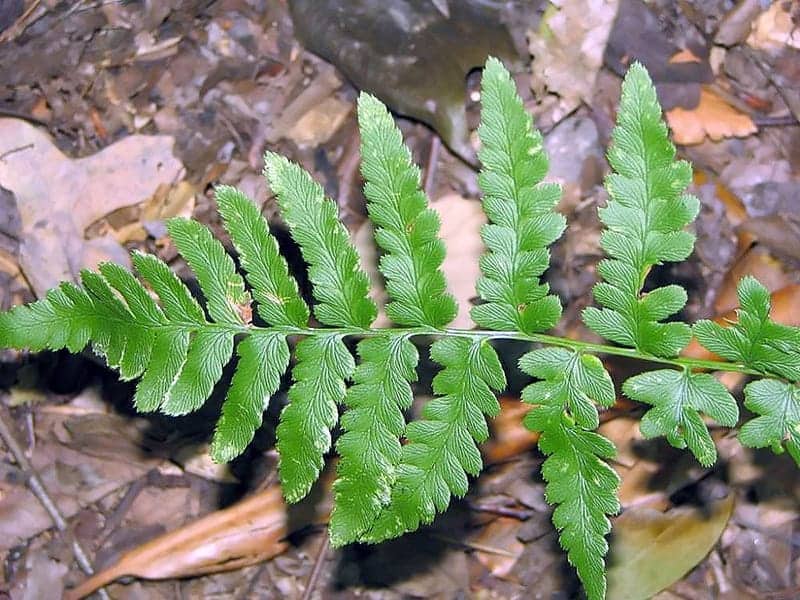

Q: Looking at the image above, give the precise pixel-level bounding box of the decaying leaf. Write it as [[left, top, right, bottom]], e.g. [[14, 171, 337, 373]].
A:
[[747, 1, 800, 52], [666, 87, 757, 144], [529, 0, 620, 125], [65, 485, 296, 600], [0, 119, 183, 296], [606, 495, 735, 599], [436, 193, 486, 328]]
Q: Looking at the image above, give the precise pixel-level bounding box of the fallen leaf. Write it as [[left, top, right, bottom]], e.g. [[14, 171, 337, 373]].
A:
[[747, 2, 800, 52], [435, 194, 486, 328], [529, 0, 619, 125], [666, 87, 757, 145], [470, 516, 525, 578], [0, 118, 183, 296], [607, 494, 735, 600], [65, 485, 293, 600], [713, 246, 789, 314], [286, 95, 352, 147], [482, 397, 538, 465]]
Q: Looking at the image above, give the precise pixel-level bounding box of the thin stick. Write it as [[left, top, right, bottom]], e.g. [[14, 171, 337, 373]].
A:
[[0, 405, 110, 600], [301, 533, 330, 600]]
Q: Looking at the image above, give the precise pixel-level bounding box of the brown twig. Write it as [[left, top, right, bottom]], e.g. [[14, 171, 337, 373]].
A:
[[0, 404, 110, 600], [301, 532, 330, 600]]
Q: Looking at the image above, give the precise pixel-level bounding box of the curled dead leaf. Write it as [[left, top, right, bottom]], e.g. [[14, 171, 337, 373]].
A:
[[65, 485, 296, 600], [666, 87, 756, 145]]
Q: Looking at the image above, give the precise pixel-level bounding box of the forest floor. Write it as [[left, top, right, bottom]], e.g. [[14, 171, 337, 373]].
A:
[[0, 1, 799, 598]]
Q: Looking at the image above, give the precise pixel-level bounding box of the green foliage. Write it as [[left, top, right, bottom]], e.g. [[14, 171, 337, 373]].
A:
[[472, 57, 566, 333], [623, 369, 738, 466], [363, 336, 506, 543], [520, 348, 619, 599], [582, 62, 698, 358], [695, 276, 800, 464], [739, 379, 800, 466], [3, 57, 800, 600], [694, 276, 800, 381], [264, 152, 377, 329], [331, 334, 418, 546], [357, 93, 457, 328]]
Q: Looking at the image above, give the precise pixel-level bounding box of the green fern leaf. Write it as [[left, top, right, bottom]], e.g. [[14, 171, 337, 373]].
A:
[[357, 93, 457, 328], [215, 185, 309, 327], [167, 217, 252, 325], [694, 276, 800, 381], [131, 251, 206, 325], [0, 281, 97, 353], [738, 379, 800, 466], [277, 334, 355, 502], [211, 332, 290, 463], [472, 57, 566, 333], [163, 329, 234, 416], [582, 62, 699, 357], [623, 369, 738, 466], [362, 336, 505, 542], [520, 348, 619, 600], [330, 334, 418, 546], [264, 152, 377, 329]]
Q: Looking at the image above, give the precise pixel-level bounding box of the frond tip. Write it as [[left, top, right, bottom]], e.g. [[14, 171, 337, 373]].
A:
[[583, 61, 699, 357]]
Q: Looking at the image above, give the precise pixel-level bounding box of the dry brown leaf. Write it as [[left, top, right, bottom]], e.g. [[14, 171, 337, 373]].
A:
[[529, 0, 619, 124], [286, 96, 352, 147], [470, 516, 525, 578], [747, 2, 800, 52], [436, 193, 485, 328], [666, 87, 757, 145], [65, 485, 294, 600], [0, 118, 183, 296], [607, 495, 735, 600], [482, 397, 538, 465]]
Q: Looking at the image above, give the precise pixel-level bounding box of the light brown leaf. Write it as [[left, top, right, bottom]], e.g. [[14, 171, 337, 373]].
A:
[[747, 2, 800, 52], [607, 495, 735, 600], [0, 118, 183, 296], [666, 87, 756, 145], [65, 485, 296, 600]]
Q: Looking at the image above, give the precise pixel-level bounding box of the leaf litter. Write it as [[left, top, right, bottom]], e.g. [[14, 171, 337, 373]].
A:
[[0, 0, 799, 598]]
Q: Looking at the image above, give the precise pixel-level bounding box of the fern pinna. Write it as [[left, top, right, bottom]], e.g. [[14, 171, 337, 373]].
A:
[[1, 58, 799, 599]]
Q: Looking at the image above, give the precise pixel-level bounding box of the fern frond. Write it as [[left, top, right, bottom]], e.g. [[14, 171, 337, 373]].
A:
[[264, 152, 377, 329], [362, 336, 506, 542], [216, 186, 310, 327], [330, 334, 418, 546], [694, 276, 800, 381], [357, 93, 457, 328], [694, 276, 800, 464], [623, 369, 738, 466], [211, 332, 289, 463], [277, 334, 355, 502], [582, 62, 699, 357], [472, 57, 566, 333], [166, 217, 252, 325], [738, 379, 800, 466], [520, 348, 619, 600]]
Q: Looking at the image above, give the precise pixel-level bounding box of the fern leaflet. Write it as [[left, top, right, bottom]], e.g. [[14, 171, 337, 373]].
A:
[[582, 62, 699, 358], [363, 336, 505, 542], [520, 347, 619, 600], [472, 56, 566, 333]]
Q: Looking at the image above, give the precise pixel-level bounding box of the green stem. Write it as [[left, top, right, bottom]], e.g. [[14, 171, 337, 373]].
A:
[[215, 323, 764, 377]]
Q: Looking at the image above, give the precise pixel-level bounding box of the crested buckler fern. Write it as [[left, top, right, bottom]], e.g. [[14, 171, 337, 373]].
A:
[[2, 58, 799, 599]]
